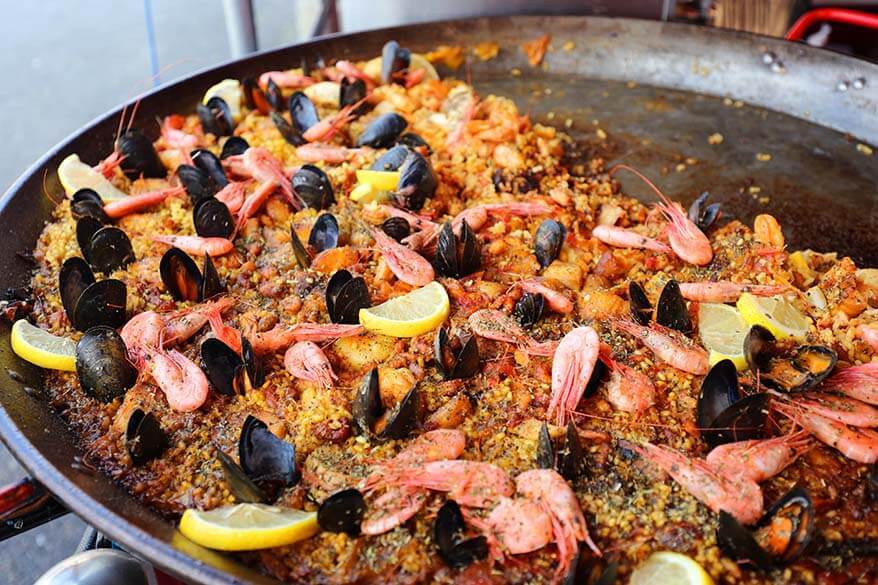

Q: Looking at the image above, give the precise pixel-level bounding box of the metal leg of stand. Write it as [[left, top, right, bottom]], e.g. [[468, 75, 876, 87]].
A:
[[222, 0, 258, 57]]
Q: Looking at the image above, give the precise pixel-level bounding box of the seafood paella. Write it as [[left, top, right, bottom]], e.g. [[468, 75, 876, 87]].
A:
[[10, 37, 878, 583]]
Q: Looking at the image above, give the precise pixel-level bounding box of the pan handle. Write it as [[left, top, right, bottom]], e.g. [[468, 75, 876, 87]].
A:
[[0, 477, 68, 541], [786, 8, 878, 41]]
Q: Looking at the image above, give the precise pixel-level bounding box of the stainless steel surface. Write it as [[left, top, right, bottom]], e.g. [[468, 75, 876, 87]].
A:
[[34, 550, 157, 585], [222, 0, 258, 57]]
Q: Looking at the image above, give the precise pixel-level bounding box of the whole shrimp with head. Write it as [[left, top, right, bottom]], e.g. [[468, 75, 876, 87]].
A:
[[548, 326, 600, 425], [468, 309, 558, 357]]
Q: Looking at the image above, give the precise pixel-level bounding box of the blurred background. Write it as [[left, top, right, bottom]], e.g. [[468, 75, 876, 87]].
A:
[[1, 1, 876, 583]]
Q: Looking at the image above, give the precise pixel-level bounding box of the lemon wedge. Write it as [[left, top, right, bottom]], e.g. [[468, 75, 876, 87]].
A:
[[359, 281, 449, 338], [203, 78, 243, 122], [57, 154, 128, 201], [737, 293, 811, 341], [630, 551, 714, 585], [349, 182, 390, 204], [356, 169, 400, 191], [698, 303, 749, 370], [10, 320, 77, 371], [179, 504, 319, 551]]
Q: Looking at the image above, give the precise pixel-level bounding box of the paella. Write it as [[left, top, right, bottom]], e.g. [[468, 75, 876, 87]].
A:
[[9, 38, 878, 584]]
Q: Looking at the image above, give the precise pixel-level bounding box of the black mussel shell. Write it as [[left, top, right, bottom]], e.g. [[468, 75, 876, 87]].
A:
[[271, 111, 305, 146], [745, 325, 837, 392], [688, 192, 721, 232], [289, 92, 319, 133], [628, 281, 652, 326], [696, 359, 740, 431], [717, 511, 774, 571], [536, 422, 554, 469], [339, 77, 368, 116], [266, 78, 284, 111], [191, 149, 228, 188], [590, 561, 619, 585], [117, 129, 165, 179], [60, 257, 95, 324], [327, 273, 370, 325], [534, 219, 565, 269], [126, 408, 166, 466], [201, 253, 225, 300], [290, 225, 312, 269], [353, 367, 382, 436], [292, 164, 334, 210], [71, 188, 108, 223], [381, 216, 411, 242], [220, 136, 250, 159], [703, 393, 769, 448], [558, 421, 585, 481], [381, 40, 411, 85], [200, 338, 245, 396], [396, 150, 436, 211], [356, 113, 408, 149], [378, 385, 419, 440], [76, 216, 103, 262], [194, 197, 234, 239], [242, 76, 271, 114], [744, 324, 777, 374], [514, 292, 545, 328], [76, 326, 137, 401], [72, 279, 127, 331], [434, 327, 480, 380], [239, 415, 299, 486], [197, 96, 234, 137], [318, 488, 365, 536], [371, 144, 410, 172], [435, 220, 480, 279], [398, 132, 431, 153], [308, 214, 339, 253], [325, 269, 352, 318], [242, 337, 264, 389], [217, 450, 266, 503], [177, 164, 218, 204], [160, 247, 202, 302], [434, 500, 488, 569], [583, 359, 607, 399], [656, 279, 692, 334], [88, 226, 135, 274]]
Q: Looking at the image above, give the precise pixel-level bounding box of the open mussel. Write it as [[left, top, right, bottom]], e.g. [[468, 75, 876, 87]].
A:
[[60, 257, 96, 322], [514, 292, 545, 328], [536, 421, 585, 481], [356, 113, 408, 149], [397, 132, 431, 154], [308, 213, 339, 253], [325, 270, 371, 324], [239, 415, 298, 490], [76, 326, 137, 402], [160, 247, 225, 302], [656, 279, 692, 334], [76, 219, 135, 275], [744, 325, 837, 392], [434, 500, 488, 569], [697, 359, 769, 447], [200, 338, 247, 396], [70, 188, 108, 223], [381, 40, 412, 85], [220, 136, 250, 159], [353, 367, 419, 440], [371, 144, 410, 172], [688, 192, 721, 232], [177, 164, 217, 204], [717, 487, 814, 571], [395, 150, 436, 211], [628, 281, 652, 326], [193, 197, 234, 239], [125, 408, 166, 466], [242, 76, 271, 115], [60, 257, 127, 331], [381, 216, 410, 242], [266, 78, 284, 111], [318, 488, 365, 536], [534, 219, 565, 269], [197, 96, 234, 137], [292, 164, 334, 210], [434, 220, 480, 279], [271, 111, 306, 146], [191, 149, 228, 189], [434, 327, 479, 380], [218, 449, 267, 503], [288, 92, 319, 134], [339, 77, 368, 116], [117, 129, 165, 179]]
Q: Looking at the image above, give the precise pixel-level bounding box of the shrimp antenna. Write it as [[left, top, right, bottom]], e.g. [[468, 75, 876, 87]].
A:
[[608, 163, 671, 205]]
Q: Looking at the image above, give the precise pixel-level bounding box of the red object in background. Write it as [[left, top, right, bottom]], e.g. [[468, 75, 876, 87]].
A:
[[786, 7, 878, 40]]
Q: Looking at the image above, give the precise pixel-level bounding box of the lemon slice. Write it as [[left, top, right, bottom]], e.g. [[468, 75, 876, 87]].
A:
[[737, 293, 811, 341], [698, 303, 749, 370], [630, 551, 714, 585], [179, 504, 319, 551], [57, 154, 128, 201], [356, 170, 400, 191], [11, 320, 77, 371], [359, 281, 449, 338], [349, 182, 390, 204], [203, 78, 242, 122]]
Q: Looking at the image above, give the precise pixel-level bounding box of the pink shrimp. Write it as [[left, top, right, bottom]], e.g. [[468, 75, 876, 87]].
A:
[[226, 147, 297, 207], [162, 297, 235, 346], [484, 497, 553, 555], [160, 114, 199, 163], [103, 186, 184, 219], [446, 94, 478, 147], [145, 347, 209, 412], [206, 309, 242, 354], [284, 341, 336, 388], [591, 225, 671, 254], [214, 181, 248, 214], [515, 469, 601, 580], [774, 401, 878, 464], [612, 320, 709, 375], [822, 362, 878, 405], [120, 311, 164, 366], [258, 70, 316, 89], [857, 324, 878, 353], [627, 441, 764, 525], [677, 281, 788, 303], [705, 431, 812, 484], [789, 392, 878, 427], [600, 352, 656, 415], [518, 279, 574, 314], [295, 143, 364, 163], [250, 323, 364, 354], [548, 327, 600, 425], [152, 235, 234, 257], [404, 67, 427, 88], [372, 229, 434, 286], [235, 179, 280, 232], [332, 61, 376, 89], [467, 309, 558, 356], [360, 486, 428, 536], [302, 99, 368, 143]]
